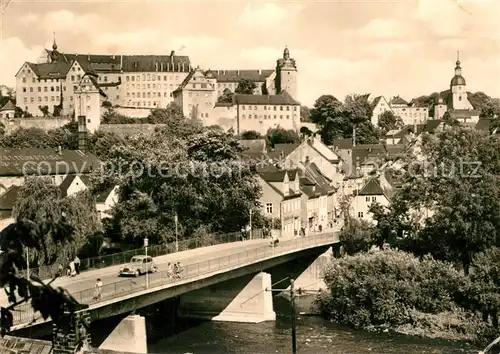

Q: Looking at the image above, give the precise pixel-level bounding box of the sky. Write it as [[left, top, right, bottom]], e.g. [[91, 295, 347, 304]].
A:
[[1, 0, 499, 106]]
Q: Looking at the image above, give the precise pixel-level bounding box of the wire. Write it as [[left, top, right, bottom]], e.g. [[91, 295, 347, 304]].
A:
[[240, 277, 290, 307]]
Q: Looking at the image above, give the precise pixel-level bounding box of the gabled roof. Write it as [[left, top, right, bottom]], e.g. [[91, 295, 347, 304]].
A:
[[27, 62, 72, 80], [390, 96, 408, 106], [0, 185, 20, 211], [352, 144, 386, 167], [59, 175, 77, 197], [303, 162, 336, 194], [258, 170, 287, 182], [308, 138, 340, 163], [95, 185, 117, 203], [0, 100, 15, 111], [358, 178, 385, 196], [234, 91, 299, 106], [208, 69, 274, 83], [331, 138, 353, 150], [422, 119, 442, 133], [449, 109, 481, 118], [273, 143, 301, 157]]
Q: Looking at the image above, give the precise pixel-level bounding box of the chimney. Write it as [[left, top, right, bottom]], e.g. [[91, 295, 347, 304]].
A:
[[160, 62, 164, 71], [259, 69, 261, 75], [120, 55, 123, 69], [112, 54, 115, 60], [77, 115, 87, 152], [57, 145, 62, 156], [155, 62, 158, 72], [182, 62, 185, 71], [178, 62, 181, 72], [88, 54, 90, 61], [305, 156, 310, 165], [170, 50, 175, 57]]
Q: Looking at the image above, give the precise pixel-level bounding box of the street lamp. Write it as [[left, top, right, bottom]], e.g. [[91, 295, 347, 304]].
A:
[[144, 237, 149, 289], [174, 213, 179, 252]]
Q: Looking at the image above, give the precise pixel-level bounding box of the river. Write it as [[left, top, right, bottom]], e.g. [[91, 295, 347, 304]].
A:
[[147, 296, 482, 354]]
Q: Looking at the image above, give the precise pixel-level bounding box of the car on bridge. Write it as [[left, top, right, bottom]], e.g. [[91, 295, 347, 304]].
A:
[[119, 255, 158, 277]]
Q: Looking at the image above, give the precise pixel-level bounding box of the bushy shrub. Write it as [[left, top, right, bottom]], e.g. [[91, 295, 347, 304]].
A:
[[315, 249, 469, 329]]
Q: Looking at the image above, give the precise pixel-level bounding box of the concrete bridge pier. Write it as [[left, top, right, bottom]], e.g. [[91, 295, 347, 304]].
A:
[[98, 315, 148, 353], [178, 272, 276, 323]]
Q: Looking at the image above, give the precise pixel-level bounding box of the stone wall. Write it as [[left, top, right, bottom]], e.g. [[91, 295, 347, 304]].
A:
[[114, 107, 150, 119], [52, 307, 92, 354], [1, 117, 72, 134]]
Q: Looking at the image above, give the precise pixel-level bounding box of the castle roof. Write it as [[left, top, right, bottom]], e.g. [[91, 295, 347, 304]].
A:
[[234, 91, 299, 106], [450, 75, 466, 86], [209, 69, 274, 83], [44, 50, 191, 73]]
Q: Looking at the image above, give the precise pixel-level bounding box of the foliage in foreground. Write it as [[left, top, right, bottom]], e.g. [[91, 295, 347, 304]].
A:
[[314, 249, 498, 344]]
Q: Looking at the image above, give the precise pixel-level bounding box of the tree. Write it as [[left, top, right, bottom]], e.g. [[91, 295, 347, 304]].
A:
[[309, 95, 346, 145], [104, 126, 262, 243], [372, 127, 500, 273], [38, 105, 50, 117], [235, 79, 257, 95], [0, 219, 88, 342], [240, 130, 262, 140], [339, 218, 375, 255], [12, 178, 101, 267], [266, 127, 301, 148], [0, 122, 79, 150], [102, 101, 112, 108], [378, 111, 403, 133], [261, 83, 269, 95], [343, 94, 379, 144], [53, 105, 62, 117], [300, 126, 313, 137], [300, 106, 311, 122], [217, 88, 233, 104]]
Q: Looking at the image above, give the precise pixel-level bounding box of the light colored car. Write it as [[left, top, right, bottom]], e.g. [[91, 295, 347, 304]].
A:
[[119, 255, 158, 277]]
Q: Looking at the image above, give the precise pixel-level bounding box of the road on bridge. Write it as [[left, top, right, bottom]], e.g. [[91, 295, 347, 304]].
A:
[[0, 237, 274, 308]]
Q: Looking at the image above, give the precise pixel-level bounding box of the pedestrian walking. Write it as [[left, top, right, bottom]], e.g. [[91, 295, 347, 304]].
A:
[[94, 278, 103, 300], [69, 261, 76, 277], [167, 262, 173, 278], [56, 264, 63, 277], [74, 256, 81, 275]]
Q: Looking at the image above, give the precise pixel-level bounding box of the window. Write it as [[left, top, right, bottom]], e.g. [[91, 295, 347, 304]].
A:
[[358, 212, 364, 218], [266, 203, 273, 214], [273, 106, 277, 111], [286, 106, 290, 111], [254, 106, 257, 110], [371, 196, 376, 202], [248, 106, 252, 110], [280, 106, 283, 111], [22, 87, 26, 92], [242, 114, 245, 119], [365, 197, 371, 202], [38, 87, 41, 92]]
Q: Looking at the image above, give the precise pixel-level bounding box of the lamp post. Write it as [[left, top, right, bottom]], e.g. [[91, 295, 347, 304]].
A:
[[174, 213, 179, 252], [144, 237, 149, 289]]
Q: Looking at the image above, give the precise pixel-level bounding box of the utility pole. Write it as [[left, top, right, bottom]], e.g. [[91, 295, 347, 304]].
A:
[[266, 278, 298, 354]]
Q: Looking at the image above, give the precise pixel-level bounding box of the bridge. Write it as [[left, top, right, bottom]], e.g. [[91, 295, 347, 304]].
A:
[[4, 232, 340, 353]]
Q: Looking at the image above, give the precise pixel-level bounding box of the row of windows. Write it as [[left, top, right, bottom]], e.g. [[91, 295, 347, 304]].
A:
[[22, 86, 62, 93], [265, 200, 300, 214], [127, 83, 175, 90], [365, 196, 377, 202], [242, 114, 296, 120], [126, 100, 159, 108], [127, 92, 170, 99], [126, 74, 181, 82], [188, 92, 211, 98], [241, 105, 297, 112], [23, 96, 60, 103]]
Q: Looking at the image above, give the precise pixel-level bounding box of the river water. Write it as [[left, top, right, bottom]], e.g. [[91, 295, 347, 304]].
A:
[[147, 296, 482, 354]]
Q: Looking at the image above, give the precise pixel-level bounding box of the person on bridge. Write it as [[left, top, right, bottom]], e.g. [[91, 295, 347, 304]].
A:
[[175, 261, 184, 278], [94, 278, 103, 300], [74, 256, 81, 275], [167, 263, 173, 278]]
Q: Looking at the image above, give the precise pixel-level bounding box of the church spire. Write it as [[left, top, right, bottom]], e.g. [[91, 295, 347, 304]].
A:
[[454, 51, 462, 76], [52, 32, 58, 51]]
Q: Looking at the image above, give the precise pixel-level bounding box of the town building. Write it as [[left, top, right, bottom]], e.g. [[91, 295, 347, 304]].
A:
[[257, 169, 302, 238], [0, 100, 15, 119], [74, 74, 108, 133], [370, 95, 429, 127]]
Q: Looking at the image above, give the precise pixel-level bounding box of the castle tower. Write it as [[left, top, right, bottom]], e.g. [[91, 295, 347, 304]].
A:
[[450, 51, 472, 110], [275, 46, 298, 101]]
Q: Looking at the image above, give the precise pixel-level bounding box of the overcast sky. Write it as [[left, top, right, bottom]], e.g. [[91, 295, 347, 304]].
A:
[[1, 0, 499, 106]]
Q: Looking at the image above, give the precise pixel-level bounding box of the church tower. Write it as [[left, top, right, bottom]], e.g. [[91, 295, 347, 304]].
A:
[[275, 46, 298, 101], [450, 52, 472, 110]]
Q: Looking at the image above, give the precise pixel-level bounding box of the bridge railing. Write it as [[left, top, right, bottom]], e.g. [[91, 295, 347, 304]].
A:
[[17, 229, 265, 280], [12, 232, 338, 326]]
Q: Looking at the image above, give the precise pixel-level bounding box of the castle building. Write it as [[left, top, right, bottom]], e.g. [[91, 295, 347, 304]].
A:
[[15, 39, 297, 120], [172, 46, 300, 135]]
